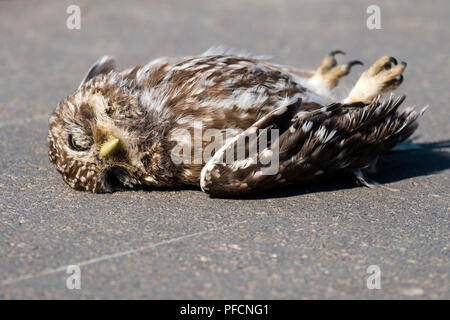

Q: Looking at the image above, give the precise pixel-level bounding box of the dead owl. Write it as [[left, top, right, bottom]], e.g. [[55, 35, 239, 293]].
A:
[[48, 48, 425, 196]]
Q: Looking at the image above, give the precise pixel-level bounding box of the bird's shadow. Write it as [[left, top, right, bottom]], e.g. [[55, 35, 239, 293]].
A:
[[220, 140, 450, 200]]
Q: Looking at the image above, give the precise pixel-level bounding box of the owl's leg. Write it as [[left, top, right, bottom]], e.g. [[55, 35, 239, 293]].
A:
[[307, 50, 363, 94], [343, 56, 406, 104]]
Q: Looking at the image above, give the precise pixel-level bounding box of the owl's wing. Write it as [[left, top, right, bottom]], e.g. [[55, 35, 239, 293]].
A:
[[199, 97, 338, 196], [79, 56, 116, 88], [200, 95, 422, 197]]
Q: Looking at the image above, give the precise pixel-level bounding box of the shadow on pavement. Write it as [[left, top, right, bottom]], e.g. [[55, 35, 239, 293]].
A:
[[376, 140, 450, 183]]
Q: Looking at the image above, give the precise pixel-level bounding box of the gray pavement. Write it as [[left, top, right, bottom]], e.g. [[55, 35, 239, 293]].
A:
[[0, 0, 449, 299]]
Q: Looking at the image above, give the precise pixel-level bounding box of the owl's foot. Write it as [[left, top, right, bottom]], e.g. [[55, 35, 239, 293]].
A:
[[308, 50, 363, 92], [344, 56, 407, 104]]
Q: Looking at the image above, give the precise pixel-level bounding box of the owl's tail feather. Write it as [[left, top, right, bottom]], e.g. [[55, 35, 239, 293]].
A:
[[200, 95, 425, 196]]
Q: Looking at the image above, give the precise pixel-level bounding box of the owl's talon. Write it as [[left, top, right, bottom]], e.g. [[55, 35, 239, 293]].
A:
[[395, 74, 404, 85], [345, 60, 364, 69], [389, 57, 398, 65], [309, 51, 362, 90], [329, 50, 346, 57], [383, 57, 399, 70], [385, 74, 404, 90]]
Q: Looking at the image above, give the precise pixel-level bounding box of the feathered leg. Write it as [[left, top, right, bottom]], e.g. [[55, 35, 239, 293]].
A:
[[283, 50, 363, 97]]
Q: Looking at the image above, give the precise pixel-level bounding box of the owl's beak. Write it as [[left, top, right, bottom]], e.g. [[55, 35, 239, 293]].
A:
[[99, 135, 120, 158]]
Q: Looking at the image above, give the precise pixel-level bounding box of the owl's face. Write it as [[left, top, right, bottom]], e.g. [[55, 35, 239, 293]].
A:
[[48, 77, 146, 192]]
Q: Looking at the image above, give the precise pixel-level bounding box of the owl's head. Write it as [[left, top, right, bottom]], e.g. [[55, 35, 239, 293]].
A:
[[48, 56, 149, 192]]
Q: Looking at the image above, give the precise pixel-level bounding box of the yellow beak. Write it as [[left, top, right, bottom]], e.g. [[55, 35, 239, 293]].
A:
[[99, 135, 120, 158]]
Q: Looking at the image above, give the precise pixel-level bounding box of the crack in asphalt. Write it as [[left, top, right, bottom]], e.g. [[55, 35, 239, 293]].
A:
[[0, 221, 248, 286]]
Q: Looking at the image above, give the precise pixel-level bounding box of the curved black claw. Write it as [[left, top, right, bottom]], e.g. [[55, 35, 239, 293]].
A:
[[389, 57, 398, 65], [383, 57, 399, 70], [387, 74, 403, 87], [329, 50, 346, 57], [346, 60, 364, 69], [401, 61, 407, 69]]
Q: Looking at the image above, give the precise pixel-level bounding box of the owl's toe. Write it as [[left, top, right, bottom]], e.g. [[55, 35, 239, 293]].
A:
[[311, 52, 363, 89], [376, 60, 407, 91]]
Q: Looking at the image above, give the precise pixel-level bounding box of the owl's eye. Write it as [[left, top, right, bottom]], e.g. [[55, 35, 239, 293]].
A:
[[68, 134, 89, 151]]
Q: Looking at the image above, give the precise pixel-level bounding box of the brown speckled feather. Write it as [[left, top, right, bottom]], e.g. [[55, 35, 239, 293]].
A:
[[48, 50, 424, 195]]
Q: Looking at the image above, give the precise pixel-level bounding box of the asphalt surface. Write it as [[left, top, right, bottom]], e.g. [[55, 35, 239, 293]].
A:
[[0, 0, 449, 299]]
